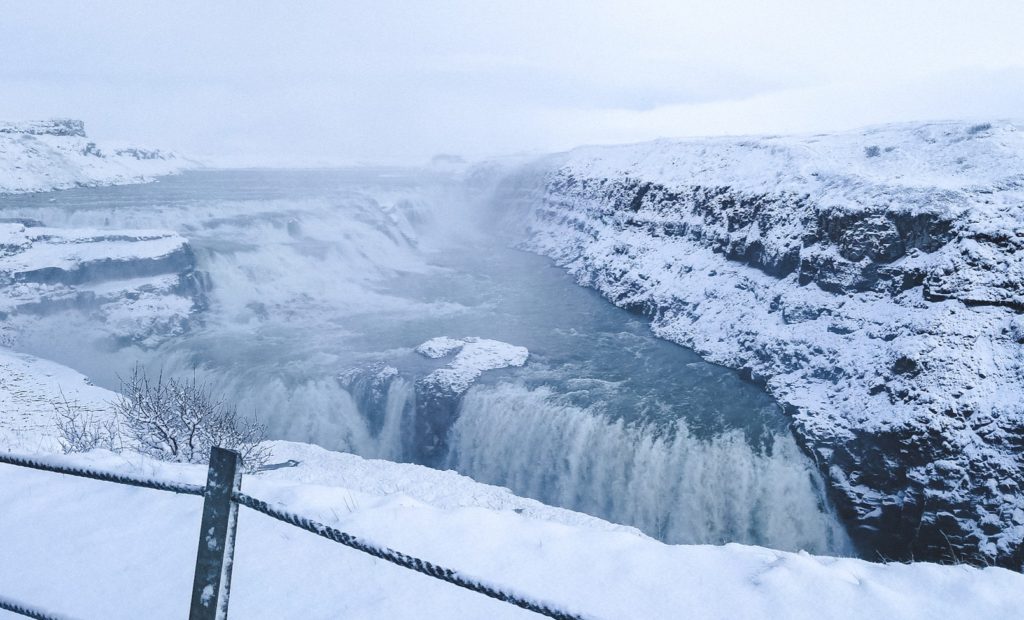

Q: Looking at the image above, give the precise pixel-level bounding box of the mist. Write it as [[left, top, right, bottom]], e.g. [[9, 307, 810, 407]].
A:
[[3, 0, 1023, 165]]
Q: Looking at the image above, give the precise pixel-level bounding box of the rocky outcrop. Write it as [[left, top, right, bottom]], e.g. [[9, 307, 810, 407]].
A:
[[0, 118, 190, 194], [499, 121, 1024, 569], [0, 221, 207, 346]]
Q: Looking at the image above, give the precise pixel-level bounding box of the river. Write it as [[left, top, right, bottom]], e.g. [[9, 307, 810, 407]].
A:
[[0, 168, 853, 554]]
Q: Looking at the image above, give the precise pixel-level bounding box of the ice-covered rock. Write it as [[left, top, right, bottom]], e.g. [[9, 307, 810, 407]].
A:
[[496, 120, 1024, 569], [412, 336, 529, 465], [415, 336, 529, 395], [0, 118, 191, 194]]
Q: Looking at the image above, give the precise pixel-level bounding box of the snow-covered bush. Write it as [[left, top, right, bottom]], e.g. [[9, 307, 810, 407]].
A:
[[113, 366, 269, 472], [56, 366, 269, 472], [54, 391, 122, 454]]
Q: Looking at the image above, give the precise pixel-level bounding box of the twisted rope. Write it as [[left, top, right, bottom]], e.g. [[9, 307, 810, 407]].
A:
[[0, 451, 587, 619], [233, 491, 588, 620], [0, 594, 79, 620], [0, 452, 205, 496]]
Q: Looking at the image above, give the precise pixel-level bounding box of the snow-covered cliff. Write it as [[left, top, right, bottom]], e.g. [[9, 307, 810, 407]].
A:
[[0, 120, 204, 347], [0, 221, 206, 348], [0, 119, 189, 194], [498, 120, 1024, 569]]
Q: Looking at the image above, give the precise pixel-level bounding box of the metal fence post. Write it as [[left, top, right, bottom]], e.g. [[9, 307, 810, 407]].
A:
[[189, 447, 242, 620]]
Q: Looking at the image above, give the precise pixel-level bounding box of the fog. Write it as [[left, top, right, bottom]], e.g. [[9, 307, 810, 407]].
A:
[[3, 1, 1023, 164]]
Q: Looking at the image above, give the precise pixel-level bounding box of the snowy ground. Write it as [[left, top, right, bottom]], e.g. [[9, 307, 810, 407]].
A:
[[2, 349, 1023, 619]]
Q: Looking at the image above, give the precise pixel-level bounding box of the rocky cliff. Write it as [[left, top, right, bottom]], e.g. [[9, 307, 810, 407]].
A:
[[0, 118, 189, 194], [0, 221, 207, 347], [498, 120, 1024, 568], [0, 120, 202, 346]]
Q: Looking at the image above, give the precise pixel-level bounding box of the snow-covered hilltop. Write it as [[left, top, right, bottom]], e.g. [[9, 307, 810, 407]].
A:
[[498, 120, 1024, 569], [0, 119, 190, 194]]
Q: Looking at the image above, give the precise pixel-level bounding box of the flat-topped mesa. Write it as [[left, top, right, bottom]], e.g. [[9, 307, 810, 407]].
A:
[[499, 119, 1024, 569], [0, 119, 87, 138], [0, 118, 190, 194]]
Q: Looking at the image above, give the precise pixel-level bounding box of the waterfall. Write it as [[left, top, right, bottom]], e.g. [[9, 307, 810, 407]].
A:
[[447, 382, 853, 555]]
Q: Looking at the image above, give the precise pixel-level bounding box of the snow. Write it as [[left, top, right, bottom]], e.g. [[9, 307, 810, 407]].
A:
[[0, 347, 115, 453], [0, 119, 190, 194], [0, 447, 1022, 619], [416, 336, 529, 394], [0, 223, 186, 274], [504, 119, 1024, 567], [553, 120, 1024, 203], [415, 336, 469, 359], [1, 322, 1022, 618]]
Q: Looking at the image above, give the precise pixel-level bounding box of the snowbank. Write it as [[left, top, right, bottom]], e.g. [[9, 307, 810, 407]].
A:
[[500, 119, 1024, 568], [0, 348, 114, 452], [0, 446, 1022, 619], [2, 342, 1022, 618], [416, 336, 530, 394], [0, 119, 190, 194]]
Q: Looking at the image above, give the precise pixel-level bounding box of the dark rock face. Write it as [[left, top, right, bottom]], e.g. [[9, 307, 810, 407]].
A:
[[411, 378, 462, 467], [510, 158, 1024, 570]]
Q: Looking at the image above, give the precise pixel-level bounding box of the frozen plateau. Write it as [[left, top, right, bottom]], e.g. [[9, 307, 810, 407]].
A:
[[1, 119, 1023, 618]]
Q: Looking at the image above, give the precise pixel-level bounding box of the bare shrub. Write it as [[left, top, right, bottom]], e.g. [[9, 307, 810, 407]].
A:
[[53, 390, 122, 454], [113, 366, 269, 472]]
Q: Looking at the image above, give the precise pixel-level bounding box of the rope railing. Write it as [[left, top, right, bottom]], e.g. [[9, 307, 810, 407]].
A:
[[233, 491, 587, 620], [0, 449, 589, 620], [0, 594, 79, 620], [0, 452, 204, 496]]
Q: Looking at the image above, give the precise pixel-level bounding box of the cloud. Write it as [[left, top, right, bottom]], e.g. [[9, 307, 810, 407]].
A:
[[1, 1, 1022, 165]]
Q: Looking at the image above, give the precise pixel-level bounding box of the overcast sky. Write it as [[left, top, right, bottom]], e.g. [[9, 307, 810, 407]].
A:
[[2, 1, 1023, 166]]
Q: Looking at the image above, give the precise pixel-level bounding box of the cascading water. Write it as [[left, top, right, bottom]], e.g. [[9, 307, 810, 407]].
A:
[[0, 168, 854, 556], [448, 383, 850, 553]]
